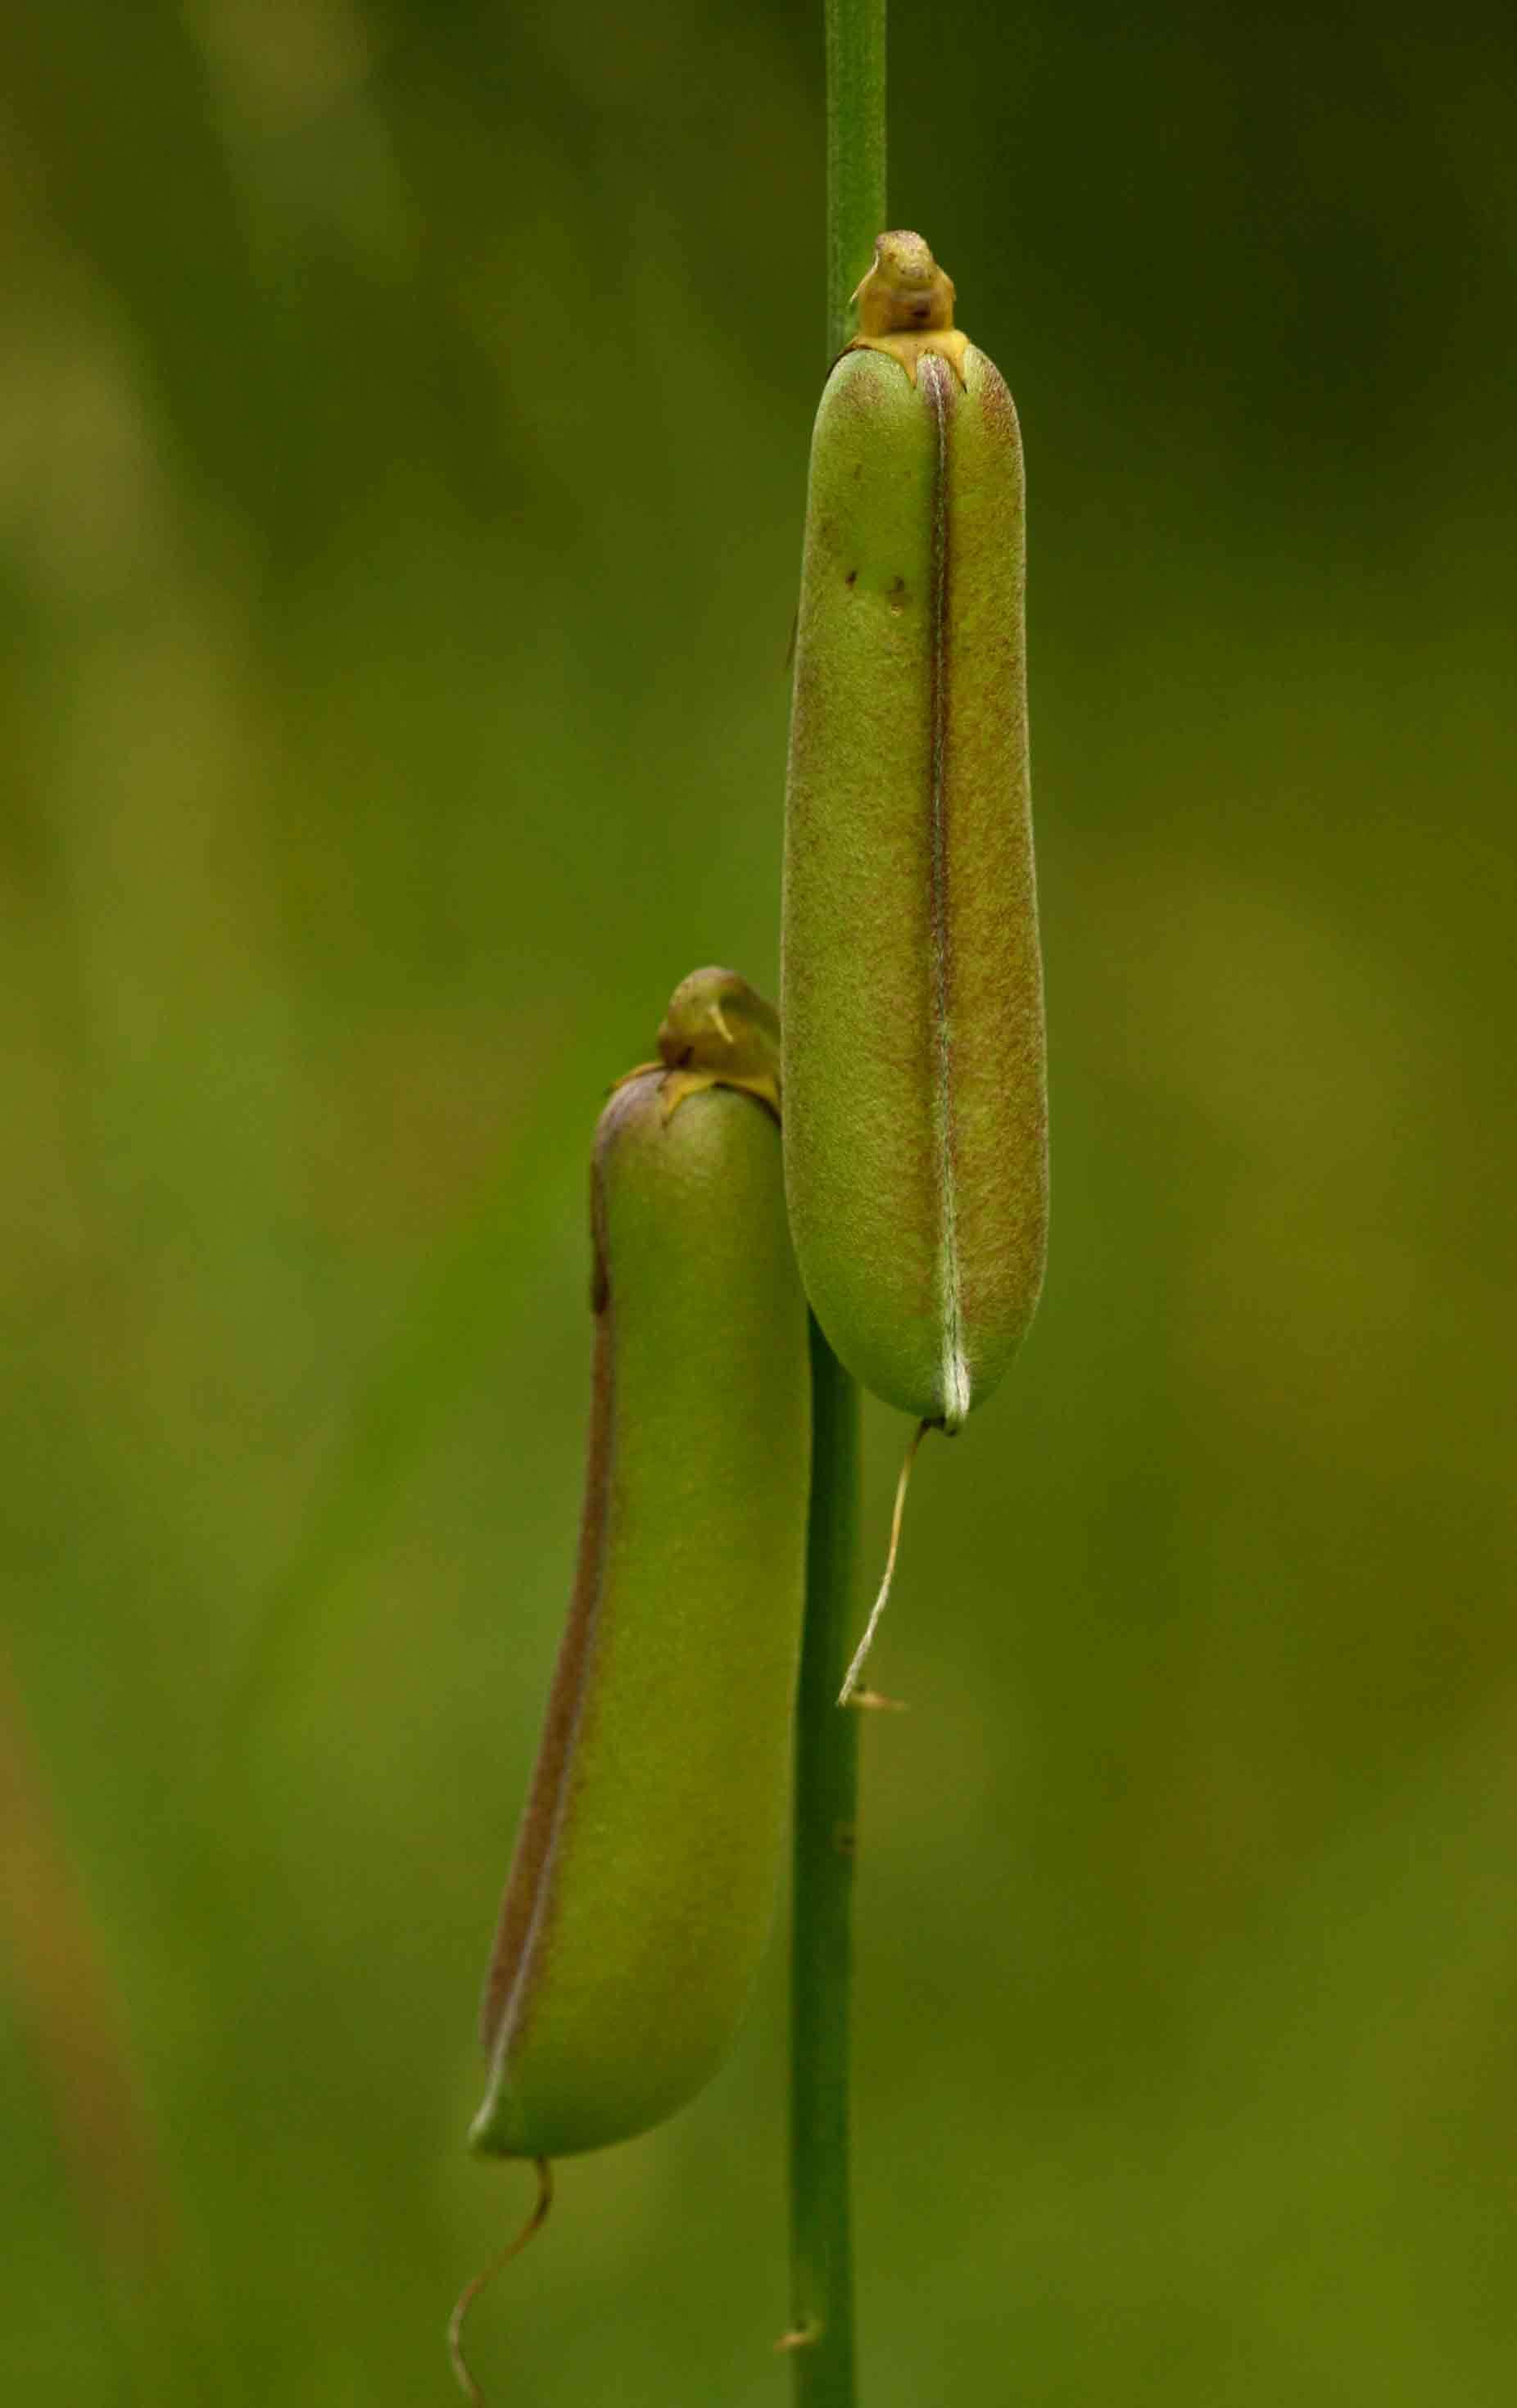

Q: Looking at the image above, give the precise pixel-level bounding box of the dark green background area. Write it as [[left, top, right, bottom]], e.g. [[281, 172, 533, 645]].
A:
[[3, 4, 1514, 2400]]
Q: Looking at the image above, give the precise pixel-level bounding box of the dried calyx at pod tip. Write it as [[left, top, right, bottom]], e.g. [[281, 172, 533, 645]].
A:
[[645, 964, 782, 1119], [469, 968, 810, 2165], [848, 227, 970, 385], [782, 229, 1048, 1436]]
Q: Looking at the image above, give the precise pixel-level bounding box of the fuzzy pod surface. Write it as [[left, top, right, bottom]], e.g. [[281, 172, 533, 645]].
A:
[[781, 233, 1048, 1430], [469, 971, 811, 2161]]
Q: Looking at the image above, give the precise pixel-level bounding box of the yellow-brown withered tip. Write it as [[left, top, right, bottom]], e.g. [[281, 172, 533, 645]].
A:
[[848, 230, 970, 387], [654, 965, 782, 1121]]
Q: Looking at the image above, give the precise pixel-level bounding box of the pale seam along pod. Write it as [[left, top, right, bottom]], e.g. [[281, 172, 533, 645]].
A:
[[781, 232, 1048, 1433], [469, 969, 811, 2161]]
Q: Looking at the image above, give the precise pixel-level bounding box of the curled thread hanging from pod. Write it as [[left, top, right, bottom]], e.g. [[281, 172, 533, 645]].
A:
[[781, 231, 1049, 1437], [469, 967, 811, 2166]]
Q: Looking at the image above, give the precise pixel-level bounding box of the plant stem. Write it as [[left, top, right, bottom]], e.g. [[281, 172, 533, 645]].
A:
[[787, 1317, 862, 2405], [825, 0, 887, 360], [788, 20, 881, 2394]]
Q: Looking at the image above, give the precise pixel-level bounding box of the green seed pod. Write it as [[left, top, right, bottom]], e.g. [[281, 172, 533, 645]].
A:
[[469, 970, 810, 2161], [781, 230, 1048, 1431]]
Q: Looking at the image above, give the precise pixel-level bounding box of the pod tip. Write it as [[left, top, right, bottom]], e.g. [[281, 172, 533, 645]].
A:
[[653, 966, 782, 1121], [847, 231, 971, 387], [940, 1346, 972, 1434]]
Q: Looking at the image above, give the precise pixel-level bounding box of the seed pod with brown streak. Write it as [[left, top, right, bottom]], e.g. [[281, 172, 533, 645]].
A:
[[781, 231, 1048, 1431], [469, 970, 811, 2161]]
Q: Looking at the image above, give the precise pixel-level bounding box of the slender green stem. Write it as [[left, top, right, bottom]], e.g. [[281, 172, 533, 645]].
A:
[[787, 18, 881, 2393], [787, 1318, 862, 2404], [825, 0, 887, 359]]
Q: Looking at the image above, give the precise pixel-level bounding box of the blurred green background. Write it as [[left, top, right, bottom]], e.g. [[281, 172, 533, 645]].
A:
[[3, 2, 1514, 2400]]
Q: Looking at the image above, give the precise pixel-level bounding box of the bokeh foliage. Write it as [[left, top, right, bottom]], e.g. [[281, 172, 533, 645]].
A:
[[3, 2, 1515, 2400]]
